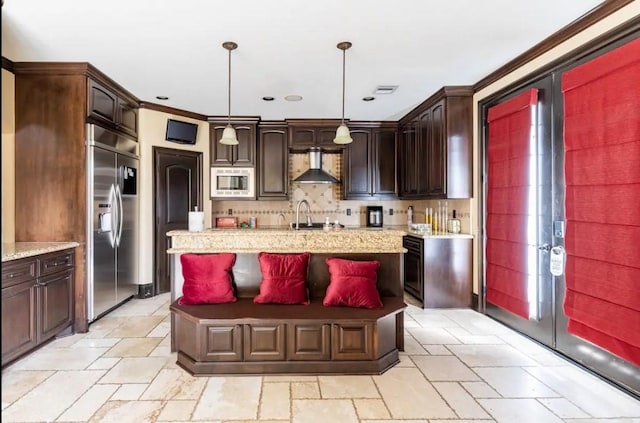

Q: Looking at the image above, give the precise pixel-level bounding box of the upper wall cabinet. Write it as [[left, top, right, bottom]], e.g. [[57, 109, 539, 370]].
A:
[[287, 120, 345, 152], [257, 123, 289, 199], [209, 118, 258, 167], [398, 86, 473, 199], [88, 79, 138, 139], [343, 124, 398, 200]]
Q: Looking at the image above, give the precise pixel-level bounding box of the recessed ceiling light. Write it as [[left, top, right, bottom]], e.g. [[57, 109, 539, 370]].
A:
[[284, 95, 303, 102], [262, 96, 275, 101], [156, 95, 169, 100], [362, 96, 375, 102], [373, 85, 398, 95]]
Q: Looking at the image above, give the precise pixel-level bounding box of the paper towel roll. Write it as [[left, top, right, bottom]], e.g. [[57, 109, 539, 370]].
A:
[[188, 211, 204, 232]]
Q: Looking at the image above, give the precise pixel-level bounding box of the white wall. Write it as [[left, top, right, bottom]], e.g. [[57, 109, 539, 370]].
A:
[[137, 108, 210, 285], [470, 2, 640, 295], [2, 68, 15, 244]]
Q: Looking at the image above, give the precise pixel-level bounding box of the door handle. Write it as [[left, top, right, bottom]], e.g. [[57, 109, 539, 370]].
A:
[[108, 184, 117, 248], [115, 184, 124, 247], [538, 243, 552, 252]]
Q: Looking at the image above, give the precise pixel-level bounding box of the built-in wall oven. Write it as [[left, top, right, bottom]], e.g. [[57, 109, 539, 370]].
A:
[[210, 167, 255, 198]]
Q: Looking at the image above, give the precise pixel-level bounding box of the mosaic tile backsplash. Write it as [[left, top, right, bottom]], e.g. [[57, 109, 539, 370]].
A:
[[212, 153, 472, 233]]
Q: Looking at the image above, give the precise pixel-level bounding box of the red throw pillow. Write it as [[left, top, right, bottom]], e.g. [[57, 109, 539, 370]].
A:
[[254, 252, 310, 305], [178, 253, 237, 305], [324, 258, 383, 309]]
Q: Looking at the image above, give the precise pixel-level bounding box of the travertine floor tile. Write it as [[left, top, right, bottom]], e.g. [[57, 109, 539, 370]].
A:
[[0, 370, 54, 406], [103, 337, 162, 357], [538, 397, 590, 418], [422, 344, 453, 355], [291, 381, 320, 399], [1, 370, 105, 422], [403, 334, 428, 355], [432, 381, 490, 418], [71, 337, 121, 349], [88, 399, 164, 422], [478, 398, 564, 423], [87, 357, 121, 370], [111, 384, 148, 400], [460, 381, 501, 398], [409, 327, 461, 344], [105, 316, 165, 338], [474, 367, 559, 398], [140, 368, 207, 400], [353, 398, 391, 419], [57, 383, 119, 422], [412, 355, 480, 381], [157, 399, 197, 421], [373, 367, 456, 419], [318, 375, 379, 398], [100, 357, 168, 384], [292, 399, 358, 423], [191, 377, 261, 420], [259, 382, 290, 419], [447, 344, 538, 367], [8, 347, 108, 371]]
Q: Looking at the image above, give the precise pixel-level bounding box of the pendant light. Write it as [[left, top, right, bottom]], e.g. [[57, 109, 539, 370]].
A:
[[220, 41, 239, 145], [333, 41, 353, 145]]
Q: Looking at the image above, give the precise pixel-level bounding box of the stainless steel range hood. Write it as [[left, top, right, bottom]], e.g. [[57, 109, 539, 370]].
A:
[[293, 147, 340, 184]]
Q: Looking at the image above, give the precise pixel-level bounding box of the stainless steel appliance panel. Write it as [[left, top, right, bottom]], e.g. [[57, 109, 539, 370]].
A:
[[91, 147, 118, 319], [115, 155, 139, 304]]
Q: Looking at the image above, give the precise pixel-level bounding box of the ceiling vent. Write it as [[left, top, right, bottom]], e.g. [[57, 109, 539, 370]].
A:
[[373, 85, 398, 95]]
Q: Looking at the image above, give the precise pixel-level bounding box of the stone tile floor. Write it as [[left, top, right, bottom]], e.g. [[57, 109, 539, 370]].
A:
[[2, 293, 639, 423]]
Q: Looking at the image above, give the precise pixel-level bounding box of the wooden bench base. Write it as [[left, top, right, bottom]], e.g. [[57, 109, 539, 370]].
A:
[[171, 297, 406, 376]]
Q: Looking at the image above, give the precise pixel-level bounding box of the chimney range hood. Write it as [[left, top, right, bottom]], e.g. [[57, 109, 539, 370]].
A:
[[293, 147, 340, 184]]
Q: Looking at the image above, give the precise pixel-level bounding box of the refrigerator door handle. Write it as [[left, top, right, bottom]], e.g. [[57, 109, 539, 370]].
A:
[[115, 183, 124, 247], [108, 184, 117, 248]]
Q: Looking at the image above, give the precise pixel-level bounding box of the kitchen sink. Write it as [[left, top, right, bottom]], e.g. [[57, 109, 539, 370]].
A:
[[293, 223, 326, 230]]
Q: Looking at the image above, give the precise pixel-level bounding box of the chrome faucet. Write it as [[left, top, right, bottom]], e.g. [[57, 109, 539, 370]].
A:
[[295, 199, 312, 229]]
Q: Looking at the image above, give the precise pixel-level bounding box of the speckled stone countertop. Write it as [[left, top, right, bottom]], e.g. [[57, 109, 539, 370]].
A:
[[2, 242, 79, 262], [167, 227, 407, 254]]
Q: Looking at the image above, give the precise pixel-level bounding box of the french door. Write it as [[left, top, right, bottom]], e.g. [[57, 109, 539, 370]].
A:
[[482, 34, 640, 398], [483, 75, 555, 348]]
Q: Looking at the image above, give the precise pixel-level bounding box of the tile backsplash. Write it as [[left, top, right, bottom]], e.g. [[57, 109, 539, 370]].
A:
[[212, 153, 472, 233]]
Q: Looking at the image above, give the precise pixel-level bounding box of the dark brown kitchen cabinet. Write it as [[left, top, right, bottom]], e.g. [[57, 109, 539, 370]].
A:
[[343, 125, 397, 200], [209, 119, 257, 167], [14, 63, 139, 333], [258, 124, 289, 199], [403, 235, 472, 308], [287, 120, 345, 152], [398, 86, 472, 199], [2, 249, 75, 366], [88, 79, 138, 138]]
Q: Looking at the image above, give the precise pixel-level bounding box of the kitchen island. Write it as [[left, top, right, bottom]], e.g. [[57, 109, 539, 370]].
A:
[[167, 227, 407, 375]]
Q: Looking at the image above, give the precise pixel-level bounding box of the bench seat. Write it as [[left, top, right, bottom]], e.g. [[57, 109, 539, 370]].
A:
[[171, 297, 406, 376]]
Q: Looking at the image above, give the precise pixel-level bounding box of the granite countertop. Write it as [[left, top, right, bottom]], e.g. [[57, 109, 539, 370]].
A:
[[167, 227, 407, 254], [2, 242, 80, 262]]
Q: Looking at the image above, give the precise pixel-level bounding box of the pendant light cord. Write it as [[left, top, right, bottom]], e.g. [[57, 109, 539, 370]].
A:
[[341, 47, 346, 124], [227, 47, 231, 126]]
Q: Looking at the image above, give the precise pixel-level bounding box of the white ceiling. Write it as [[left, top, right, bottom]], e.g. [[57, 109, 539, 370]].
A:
[[2, 0, 603, 121]]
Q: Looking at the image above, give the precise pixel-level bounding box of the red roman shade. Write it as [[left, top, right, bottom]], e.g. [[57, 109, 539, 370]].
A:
[[561, 37, 640, 366], [486, 89, 538, 319]]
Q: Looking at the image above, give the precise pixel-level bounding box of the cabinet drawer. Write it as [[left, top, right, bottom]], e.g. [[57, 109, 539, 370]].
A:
[[403, 236, 423, 252], [287, 323, 331, 361], [332, 323, 374, 360], [39, 250, 74, 277], [2, 258, 37, 288]]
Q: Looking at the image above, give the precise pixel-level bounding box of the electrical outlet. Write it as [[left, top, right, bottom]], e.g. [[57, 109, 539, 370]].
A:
[[389, 208, 394, 215], [228, 208, 233, 215], [346, 208, 352, 216]]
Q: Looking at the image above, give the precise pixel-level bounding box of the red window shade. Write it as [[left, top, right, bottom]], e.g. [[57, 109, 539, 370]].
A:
[[486, 89, 538, 319], [562, 37, 640, 366]]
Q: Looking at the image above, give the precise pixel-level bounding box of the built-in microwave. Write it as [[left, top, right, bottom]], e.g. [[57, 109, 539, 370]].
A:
[[211, 167, 255, 198]]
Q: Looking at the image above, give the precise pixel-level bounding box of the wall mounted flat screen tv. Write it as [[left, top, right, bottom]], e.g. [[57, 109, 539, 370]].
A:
[[166, 119, 198, 145]]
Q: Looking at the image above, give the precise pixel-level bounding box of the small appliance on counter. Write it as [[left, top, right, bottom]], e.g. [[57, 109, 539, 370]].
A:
[[366, 206, 383, 228]]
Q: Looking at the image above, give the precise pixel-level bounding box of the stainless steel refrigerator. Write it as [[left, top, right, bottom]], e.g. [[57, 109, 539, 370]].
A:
[[87, 124, 139, 322]]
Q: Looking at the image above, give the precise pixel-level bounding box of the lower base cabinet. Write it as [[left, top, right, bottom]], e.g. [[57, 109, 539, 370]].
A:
[[1, 249, 74, 366], [204, 322, 371, 362]]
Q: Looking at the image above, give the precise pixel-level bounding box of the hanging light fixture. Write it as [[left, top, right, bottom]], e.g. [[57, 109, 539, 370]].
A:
[[333, 41, 353, 144], [220, 41, 239, 145]]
